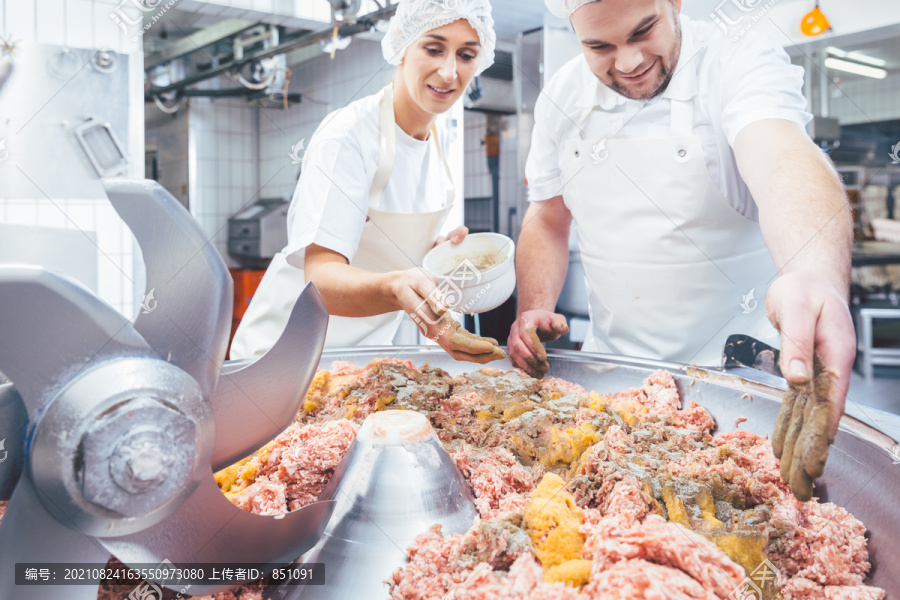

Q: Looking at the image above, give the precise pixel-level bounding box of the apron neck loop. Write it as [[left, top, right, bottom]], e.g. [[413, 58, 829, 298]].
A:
[[575, 97, 695, 140]]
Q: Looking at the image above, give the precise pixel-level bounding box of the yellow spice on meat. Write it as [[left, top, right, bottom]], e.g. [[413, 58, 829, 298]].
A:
[[543, 559, 592, 587], [662, 480, 724, 532], [586, 391, 646, 426], [303, 370, 355, 414], [214, 442, 274, 494], [548, 422, 601, 467], [524, 473, 591, 587], [660, 479, 771, 596], [586, 391, 607, 412]]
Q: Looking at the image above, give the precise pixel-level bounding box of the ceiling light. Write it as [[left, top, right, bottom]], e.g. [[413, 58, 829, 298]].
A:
[[826, 46, 887, 68], [824, 57, 887, 79], [846, 51, 887, 67]]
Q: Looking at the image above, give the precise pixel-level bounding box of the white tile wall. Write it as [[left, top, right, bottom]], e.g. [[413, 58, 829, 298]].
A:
[[463, 112, 520, 236], [830, 72, 900, 125], [464, 110, 492, 200], [2, 0, 149, 54], [257, 37, 394, 199], [497, 113, 519, 237], [0, 0, 145, 318], [188, 97, 260, 267]]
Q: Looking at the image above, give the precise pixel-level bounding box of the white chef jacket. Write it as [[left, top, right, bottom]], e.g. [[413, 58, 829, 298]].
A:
[[286, 86, 448, 262], [526, 14, 812, 221]]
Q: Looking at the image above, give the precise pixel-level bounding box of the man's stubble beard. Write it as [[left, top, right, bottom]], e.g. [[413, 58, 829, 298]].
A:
[[607, 13, 682, 101]]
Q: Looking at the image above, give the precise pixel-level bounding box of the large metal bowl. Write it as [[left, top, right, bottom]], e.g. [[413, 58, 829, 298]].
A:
[[298, 347, 900, 597]]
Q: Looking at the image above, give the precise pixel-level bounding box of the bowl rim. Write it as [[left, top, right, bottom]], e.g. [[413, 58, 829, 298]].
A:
[[423, 232, 516, 283]]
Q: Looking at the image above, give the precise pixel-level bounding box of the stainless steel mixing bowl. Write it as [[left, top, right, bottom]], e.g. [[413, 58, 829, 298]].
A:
[[264, 347, 900, 599]]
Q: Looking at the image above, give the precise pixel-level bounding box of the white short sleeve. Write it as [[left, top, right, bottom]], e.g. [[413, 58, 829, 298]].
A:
[[285, 135, 371, 261], [717, 32, 812, 147], [525, 79, 572, 202]]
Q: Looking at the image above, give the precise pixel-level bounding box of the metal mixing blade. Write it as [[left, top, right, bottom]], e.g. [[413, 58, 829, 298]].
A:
[[0, 179, 333, 598]]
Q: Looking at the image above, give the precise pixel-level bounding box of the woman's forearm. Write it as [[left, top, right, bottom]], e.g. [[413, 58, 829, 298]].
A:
[[303, 246, 402, 317]]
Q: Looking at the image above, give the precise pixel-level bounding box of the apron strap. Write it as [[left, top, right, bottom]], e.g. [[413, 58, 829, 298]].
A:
[[670, 98, 694, 137], [430, 123, 456, 207], [369, 84, 397, 210], [370, 84, 456, 210]]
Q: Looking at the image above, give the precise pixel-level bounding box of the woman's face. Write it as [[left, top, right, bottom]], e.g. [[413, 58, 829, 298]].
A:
[[400, 19, 481, 115]]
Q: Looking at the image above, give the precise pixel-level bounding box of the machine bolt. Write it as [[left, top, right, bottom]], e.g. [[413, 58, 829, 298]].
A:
[[81, 396, 197, 516], [109, 429, 175, 494]]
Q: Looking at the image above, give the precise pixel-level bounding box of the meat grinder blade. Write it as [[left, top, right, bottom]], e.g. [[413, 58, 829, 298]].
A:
[[104, 178, 232, 399], [210, 282, 329, 472]]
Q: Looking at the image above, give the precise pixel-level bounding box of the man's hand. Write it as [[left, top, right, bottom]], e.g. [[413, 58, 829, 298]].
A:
[[772, 356, 836, 501], [391, 268, 504, 364], [508, 309, 569, 378], [766, 272, 855, 500], [766, 272, 855, 434]]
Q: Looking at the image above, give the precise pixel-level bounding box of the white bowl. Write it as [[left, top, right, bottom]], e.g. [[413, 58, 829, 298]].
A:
[[422, 232, 515, 314]]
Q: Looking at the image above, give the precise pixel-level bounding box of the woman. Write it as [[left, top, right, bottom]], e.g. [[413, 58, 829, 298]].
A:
[[231, 0, 500, 362]]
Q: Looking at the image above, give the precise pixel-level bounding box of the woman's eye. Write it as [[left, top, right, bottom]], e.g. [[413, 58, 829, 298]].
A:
[[426, 46, 442, 56], [459, 52, 476, 62]]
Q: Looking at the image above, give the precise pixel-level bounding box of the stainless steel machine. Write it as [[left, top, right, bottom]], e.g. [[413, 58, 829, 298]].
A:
[[262, 347, 900, 598], [228, 197, 290, 266], [1, 178, 898, 599], [0, 179, 333, 598]]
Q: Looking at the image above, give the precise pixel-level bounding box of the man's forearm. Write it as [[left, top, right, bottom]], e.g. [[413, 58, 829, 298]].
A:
[[735, 121, 852, 293], [760, 146, 851, 292], [515, 200, 572, 316]]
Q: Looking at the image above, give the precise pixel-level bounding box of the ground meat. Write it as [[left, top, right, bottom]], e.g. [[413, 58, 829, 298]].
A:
[[582, 558, 714, 599], [389, 525, 475, 600], [227, 419, 358, 514], [582, 515, 745, 597], [780, 577, 885, 600], [451, 444, 536, 520], [85, 358, 883, 599], [455, 518, 532, 571], [768, 495, 875, 589], [0, 500, 6, 526]]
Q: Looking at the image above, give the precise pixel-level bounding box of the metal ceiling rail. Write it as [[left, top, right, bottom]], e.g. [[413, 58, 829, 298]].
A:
[[145, 3, 398, 98]]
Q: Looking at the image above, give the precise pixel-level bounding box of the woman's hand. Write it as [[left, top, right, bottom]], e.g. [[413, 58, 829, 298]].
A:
[[390, 267, 504, 363], [432, 226, 469, 248]]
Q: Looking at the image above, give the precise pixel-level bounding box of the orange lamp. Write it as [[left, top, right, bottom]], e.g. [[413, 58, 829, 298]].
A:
[[800, 2, 832, 37]]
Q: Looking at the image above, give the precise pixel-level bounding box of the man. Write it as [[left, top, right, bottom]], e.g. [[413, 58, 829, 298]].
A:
[[507, 0, 855, 435]]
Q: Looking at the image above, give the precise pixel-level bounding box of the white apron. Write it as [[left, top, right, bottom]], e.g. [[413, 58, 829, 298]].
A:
[[230, 84, 454, 359], [560, 97, 779, 366]]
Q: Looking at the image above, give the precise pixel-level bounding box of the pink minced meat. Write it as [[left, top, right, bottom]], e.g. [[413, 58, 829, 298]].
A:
[[583, 559, 714, 599], [769, 494, 875, 589], [452, 444, 537, 520], [540, 376, 587, 397], [581, 514, 745, 598], [230, 419, 358, 515], [389, 527, 579, 600]]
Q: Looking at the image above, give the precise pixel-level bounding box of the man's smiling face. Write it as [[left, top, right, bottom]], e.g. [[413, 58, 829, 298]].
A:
[[570, 0, 683, 101]]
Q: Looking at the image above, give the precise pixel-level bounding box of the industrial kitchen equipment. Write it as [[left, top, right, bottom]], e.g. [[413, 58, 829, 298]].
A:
[[260, 347, 900, 598], [227, 197, 290, 267], [0, 178, 334, 598]]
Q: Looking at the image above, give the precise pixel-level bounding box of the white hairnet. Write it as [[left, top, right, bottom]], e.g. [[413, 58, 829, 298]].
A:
[[381, 0, 496, 76], [544, 0, 595, 19]]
